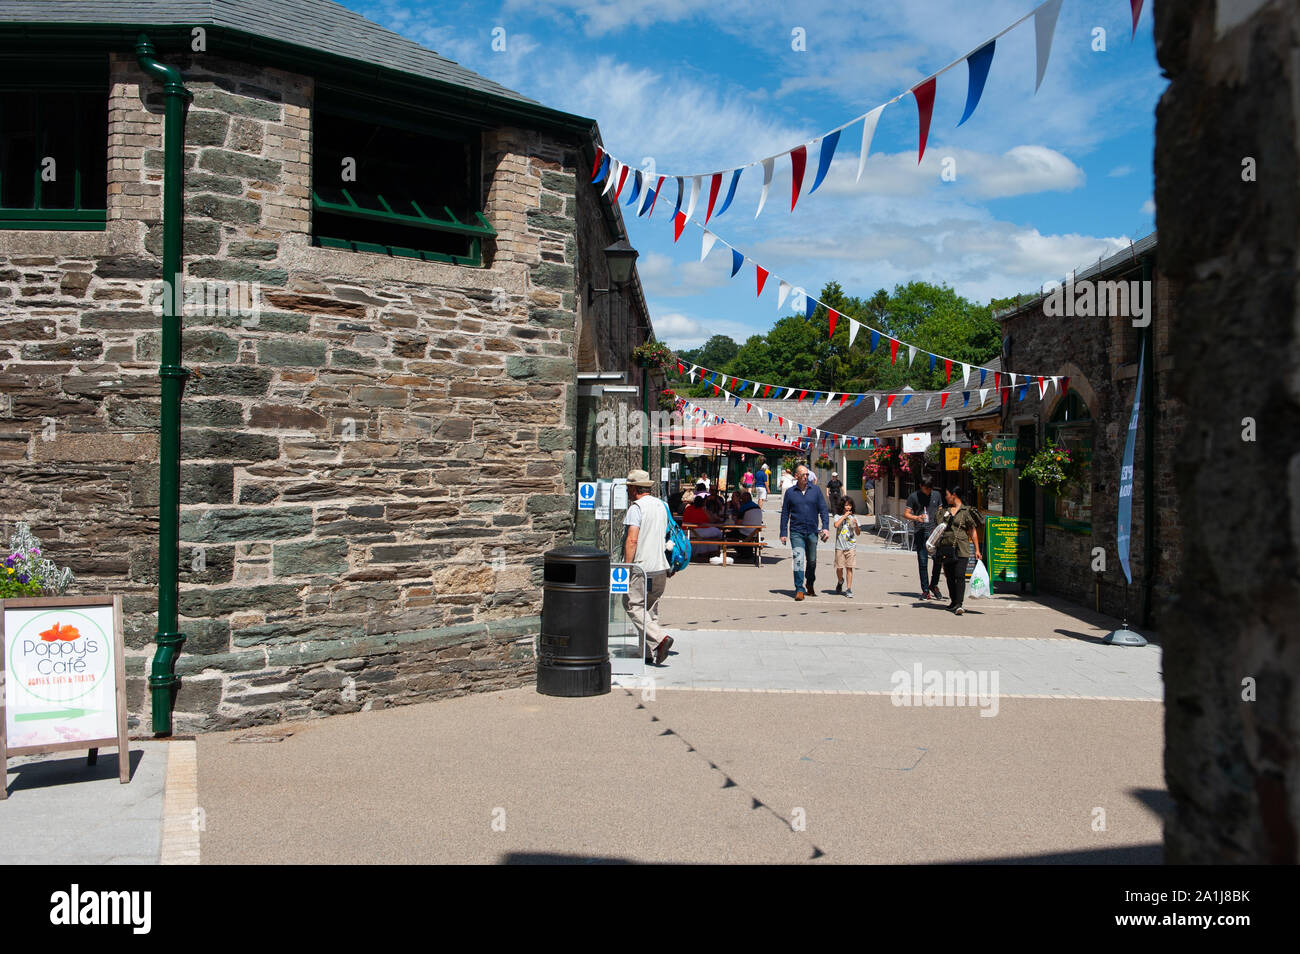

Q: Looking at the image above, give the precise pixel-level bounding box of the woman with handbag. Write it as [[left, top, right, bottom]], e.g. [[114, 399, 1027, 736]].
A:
[[936, 486, 982, 616]]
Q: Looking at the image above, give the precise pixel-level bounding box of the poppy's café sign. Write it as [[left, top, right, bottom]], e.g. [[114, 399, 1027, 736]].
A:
[[1, 596, 129, 798]]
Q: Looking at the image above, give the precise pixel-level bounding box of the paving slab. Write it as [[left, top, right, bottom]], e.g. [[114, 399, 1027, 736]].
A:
[[0, 741, 168, 865]]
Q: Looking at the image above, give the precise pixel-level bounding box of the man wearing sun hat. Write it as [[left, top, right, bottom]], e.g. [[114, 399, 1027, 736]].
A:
[[621, 468, 675, 665]]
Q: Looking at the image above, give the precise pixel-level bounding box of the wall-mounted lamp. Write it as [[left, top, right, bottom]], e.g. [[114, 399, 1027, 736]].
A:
[[587, 239, 639, 307]]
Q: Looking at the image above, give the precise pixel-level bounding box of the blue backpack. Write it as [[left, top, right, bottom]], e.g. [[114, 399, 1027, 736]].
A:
[[661, 499, 691, 575]]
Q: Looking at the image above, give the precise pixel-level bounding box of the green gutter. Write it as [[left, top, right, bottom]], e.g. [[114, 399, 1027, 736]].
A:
[[137, 34, 191, 737]]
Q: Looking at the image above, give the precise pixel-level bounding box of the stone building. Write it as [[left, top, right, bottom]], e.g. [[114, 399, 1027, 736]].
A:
[[994, 233, 1181, 625], [0, 0, 655, 732], [1155, 0, 1299, 863]]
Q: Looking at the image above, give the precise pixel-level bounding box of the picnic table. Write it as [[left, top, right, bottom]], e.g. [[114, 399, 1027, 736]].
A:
[[678, 521, 765, 566]]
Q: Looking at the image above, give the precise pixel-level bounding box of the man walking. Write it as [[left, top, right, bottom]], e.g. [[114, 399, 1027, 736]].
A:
[[780, 464, 830, 601], [753, 462, 769, 507], [622, 469, 674, 664], [904, 476, 944, 600], [936, 485, 981, 616]]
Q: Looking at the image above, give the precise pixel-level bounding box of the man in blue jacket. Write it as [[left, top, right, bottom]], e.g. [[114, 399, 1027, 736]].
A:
[[780, 464, 830, 600]]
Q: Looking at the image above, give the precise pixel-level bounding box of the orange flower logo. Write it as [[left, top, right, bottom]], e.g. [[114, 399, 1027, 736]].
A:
[[39, 622, 81, 642]]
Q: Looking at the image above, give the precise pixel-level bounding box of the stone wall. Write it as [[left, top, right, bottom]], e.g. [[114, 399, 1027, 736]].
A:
[[997, 263, 1183, 625], [1155, 0, 1300, 863], [0, 51, 647, 732]]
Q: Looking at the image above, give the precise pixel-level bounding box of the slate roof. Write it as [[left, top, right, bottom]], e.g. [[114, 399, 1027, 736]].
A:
[[0, 0, 564, 118]]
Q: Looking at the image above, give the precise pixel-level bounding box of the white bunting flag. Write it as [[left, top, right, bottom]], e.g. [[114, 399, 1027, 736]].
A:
[[856, 104, 886, 183], [689, 365, 698, 382], [925, 396, 932, 411], [753, 380, 760, 396], [1034, 0, 1065, 93], [602, 160, 620, 196], [785, 387, 796, 400], [684, 175, 701, 222], [1051, 375, 1060, 394], [756, 157, 775, 218], [873, 395, 881, 412], [777, 280, 791, 311], [908, 345, 917, 366], [961, 363, 971, 387], [700, 230, 718, 261], [979, 388, 989, 406], [848, 319, 861, 347]]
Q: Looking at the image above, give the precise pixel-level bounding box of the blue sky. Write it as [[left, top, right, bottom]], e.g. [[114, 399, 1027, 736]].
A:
[[349, 0, 1164, 350]]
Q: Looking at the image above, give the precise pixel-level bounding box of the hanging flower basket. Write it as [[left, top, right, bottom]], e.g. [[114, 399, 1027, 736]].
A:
[[864, 444, 896, 481], [815, 453, 833, 470], [962, 445, 997, 490], [657, 388, 678, 412], [632, 341, 673, 370], [1022, 439, 1083, 495]]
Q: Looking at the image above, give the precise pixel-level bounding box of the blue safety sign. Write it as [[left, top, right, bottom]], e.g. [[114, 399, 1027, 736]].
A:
[[578, 481, 596, 511], [609, 566, 630, 593]]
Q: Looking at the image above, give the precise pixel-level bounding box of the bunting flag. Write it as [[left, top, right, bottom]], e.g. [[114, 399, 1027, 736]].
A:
[[857, 104, 886, 183], [828, 309, 839, 338], [756, 157, 775, 218], [756, 265, 769, 298], [848, 319, 861, 347], [962, 391, 971, 407], [624, 170, 642, 206], [809, 131, 840, 195], [940, 392, 949, 409], [704, 172, 723, 223], [979, 388, 989, 405], [717, 169, 742, 218], [591, 147, 605, 181], [870, 330, 881, 352], [684, 175, 702, 222], [959, 41, 995, 126], [790, 145, 808, 211], [913, 77, 937, 163], [1130, 0, 1144, 38], [730, 248, 744, 277], [673, 210, 687, 242], [961, 363, 971, 386], [945, 359, 953, 383], [592, 154, 610, 184], [672, 176, 684, 219], [777, 280, 791, 311], [908, 345, 917, 366], [890, 339, 900, 364], [1034, 0, 1064, 92], [700, 230, 718, 261]]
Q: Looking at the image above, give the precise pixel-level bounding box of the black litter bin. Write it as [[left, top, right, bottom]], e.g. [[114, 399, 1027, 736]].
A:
[[536, 545, 611, 697]]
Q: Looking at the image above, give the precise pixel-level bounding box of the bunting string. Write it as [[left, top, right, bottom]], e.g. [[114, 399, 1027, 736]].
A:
[[670, 212, 1066, 384], [590, 0, 1084, 220]]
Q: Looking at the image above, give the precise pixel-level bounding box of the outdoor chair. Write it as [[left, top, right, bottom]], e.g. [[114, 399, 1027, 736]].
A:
[[886, 514, 911, 549]]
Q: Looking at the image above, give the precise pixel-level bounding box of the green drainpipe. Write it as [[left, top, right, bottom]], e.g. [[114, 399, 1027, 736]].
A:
[[137, 35, 191, 736], [642, 365, 650, 471]]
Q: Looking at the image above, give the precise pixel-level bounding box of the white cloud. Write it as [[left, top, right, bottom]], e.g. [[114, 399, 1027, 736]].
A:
[[649, 310, 757, 350], [1108, 164, 1134, 177], [1140, 197, 1156, 215]]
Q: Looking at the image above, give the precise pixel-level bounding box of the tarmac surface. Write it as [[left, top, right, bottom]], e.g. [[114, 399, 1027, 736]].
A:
[[4, 508, 1168, 864]]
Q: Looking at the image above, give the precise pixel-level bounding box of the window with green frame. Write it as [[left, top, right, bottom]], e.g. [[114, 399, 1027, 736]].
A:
[[311, 89, 495, 265], [0, 59, 108, 230], [1045, 390, 1092, 531]]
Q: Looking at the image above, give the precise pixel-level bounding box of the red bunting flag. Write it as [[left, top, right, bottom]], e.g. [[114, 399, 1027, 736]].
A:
[[1000, 386, 1010, 405], [993, 372, 1001, 392], [828, 309, 839, 338], [745, 402, 751, 413], [940, 392, 949, 408], [1061, 376, 1070, 394], [712, 385, 720, 396], [798, 390, 808, 401], [614, 165, 629, 199], [886, 394, 896, 408], [839, 394, 850, 406], [890, 339, 900, 364], [790, 145, 808, 211], [763, 385, 772, 398], [705, 172, 723, 223], [677, 362, 685, 374], [1130, 0, 1143, 37], [756, 266, 769, 298], [778, 416, 784, 425], [945, 359, 953, 382], [673, 210, 687, 242], [591, 147, 604, 181], [913, 77, 937, 163], [647, 175, 665, 217]]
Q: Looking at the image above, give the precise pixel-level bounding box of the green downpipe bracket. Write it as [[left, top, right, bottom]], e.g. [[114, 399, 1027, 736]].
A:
[[641, 365, 650, 471], [137, 35, 192, 737]]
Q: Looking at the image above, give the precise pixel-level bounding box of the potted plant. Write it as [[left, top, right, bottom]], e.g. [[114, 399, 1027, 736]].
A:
[[864, 443, 895, 482], [632, 340, 673, 370], [1, 524, 75, 599], [815, 452, 833, 471], [657, 388, 679, 412], [1022, 439, 1083, 496]]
